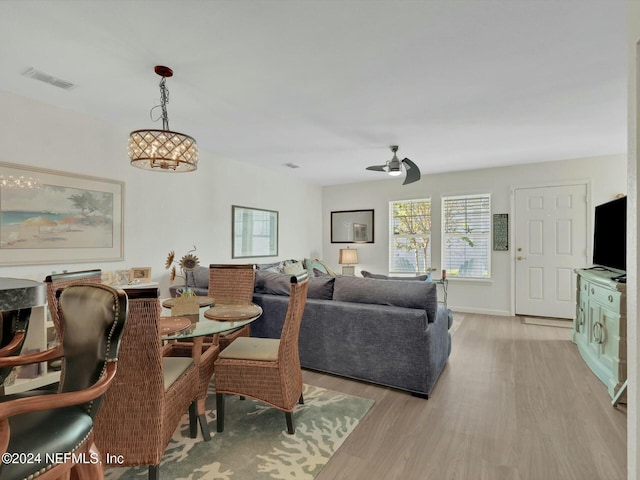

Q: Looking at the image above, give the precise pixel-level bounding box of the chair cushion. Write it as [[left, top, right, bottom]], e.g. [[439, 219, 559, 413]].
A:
[[162, 356, 194, 390], [219, 337, 280, 361], [0, 406, 93, 480]]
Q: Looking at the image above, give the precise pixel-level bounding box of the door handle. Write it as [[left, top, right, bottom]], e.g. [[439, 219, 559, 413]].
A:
[[517, 256, 527, 261]]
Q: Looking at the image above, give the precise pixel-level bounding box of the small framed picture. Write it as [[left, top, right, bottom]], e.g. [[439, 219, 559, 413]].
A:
[[101, 271, 113, 285], [130, 267, 152, 283], [114, 269, 131, 285]]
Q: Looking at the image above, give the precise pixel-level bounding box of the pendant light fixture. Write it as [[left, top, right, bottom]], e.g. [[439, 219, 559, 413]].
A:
[[128, 66, 199, 172]]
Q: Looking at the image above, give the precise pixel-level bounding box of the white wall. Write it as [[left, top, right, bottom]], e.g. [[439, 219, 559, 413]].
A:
[[323, 155, 626, 315], [0, 91, 323, 296], [627, 1, 639, 478]]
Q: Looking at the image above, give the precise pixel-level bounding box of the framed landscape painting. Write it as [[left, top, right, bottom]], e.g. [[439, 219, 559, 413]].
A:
[[0, 162, 124, 265]]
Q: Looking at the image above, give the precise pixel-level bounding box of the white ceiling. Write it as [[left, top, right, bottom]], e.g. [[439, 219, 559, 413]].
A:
[[0, 0, 627, 186]]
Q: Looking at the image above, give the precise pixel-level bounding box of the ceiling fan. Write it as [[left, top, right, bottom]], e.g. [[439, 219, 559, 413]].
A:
[[366, 145, 421, 185]]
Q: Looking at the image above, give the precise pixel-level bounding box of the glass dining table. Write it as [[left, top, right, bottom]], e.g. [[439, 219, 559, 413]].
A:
[[160, 298, 263, 440], [161, 300, 263, 344]]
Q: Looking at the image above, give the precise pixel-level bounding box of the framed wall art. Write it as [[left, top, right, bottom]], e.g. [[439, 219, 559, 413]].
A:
[[331, 209, 374, 243], [0, 162, 124, 265], [232, 205, 278, 258]]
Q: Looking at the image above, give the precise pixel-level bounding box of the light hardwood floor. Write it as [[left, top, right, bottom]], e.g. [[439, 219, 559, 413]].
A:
[[303, 313, 626, 480]]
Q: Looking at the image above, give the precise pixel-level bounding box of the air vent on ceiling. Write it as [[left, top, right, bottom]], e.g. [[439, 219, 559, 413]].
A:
[[22, 68, 76, 90], [284, 162, 300, 169]]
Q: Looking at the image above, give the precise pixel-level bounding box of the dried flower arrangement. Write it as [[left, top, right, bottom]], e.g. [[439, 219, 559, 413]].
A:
[[165, 245, 200, 295]]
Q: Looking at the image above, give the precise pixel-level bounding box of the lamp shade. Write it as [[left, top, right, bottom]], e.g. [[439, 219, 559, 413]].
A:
[[339, 248, 359, 265], [129, 129, 199, 172]]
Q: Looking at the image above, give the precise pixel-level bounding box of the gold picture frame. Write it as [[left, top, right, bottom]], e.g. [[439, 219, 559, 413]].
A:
[[130, 267, 152, 283], [101, 271, 113, 285]]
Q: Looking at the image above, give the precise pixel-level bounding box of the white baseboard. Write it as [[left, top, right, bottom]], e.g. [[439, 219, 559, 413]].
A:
[[448, 306, 512, 317]]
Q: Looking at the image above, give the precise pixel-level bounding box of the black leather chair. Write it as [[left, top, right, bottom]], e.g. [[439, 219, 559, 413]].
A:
[[0, 309, 30, 392], [0, 283, 128, 480]]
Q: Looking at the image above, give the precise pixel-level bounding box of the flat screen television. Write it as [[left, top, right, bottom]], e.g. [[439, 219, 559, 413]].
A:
[[593, 196, 626, 272]]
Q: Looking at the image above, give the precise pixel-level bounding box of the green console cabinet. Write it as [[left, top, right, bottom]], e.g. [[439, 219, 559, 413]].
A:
[[573, 268, 626, 399]]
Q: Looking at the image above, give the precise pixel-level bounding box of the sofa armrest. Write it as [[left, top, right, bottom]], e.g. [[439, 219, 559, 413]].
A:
[[437, 305, 453, 330]]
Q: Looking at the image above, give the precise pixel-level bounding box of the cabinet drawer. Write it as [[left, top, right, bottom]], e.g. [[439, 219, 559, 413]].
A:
[[588, 282, 621, 311]]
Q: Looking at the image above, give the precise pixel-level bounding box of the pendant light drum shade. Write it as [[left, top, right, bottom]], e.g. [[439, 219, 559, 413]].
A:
[[128, 129, 198, 172], [128, 65, 199, 172]]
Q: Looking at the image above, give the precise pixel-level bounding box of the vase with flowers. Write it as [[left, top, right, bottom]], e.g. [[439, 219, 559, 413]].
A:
[[165, 246, 200, 297]]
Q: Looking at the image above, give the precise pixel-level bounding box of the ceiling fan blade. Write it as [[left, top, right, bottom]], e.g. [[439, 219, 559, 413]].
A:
[[366, 165, 387, 172], [401, 158, 421, 185]]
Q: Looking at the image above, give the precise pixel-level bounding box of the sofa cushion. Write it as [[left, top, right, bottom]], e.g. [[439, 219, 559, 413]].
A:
[[255, 270, 335, 300], [361, 270, 431, 281], [333, 276, 437, 322], [185, 266, 209, 289], [255, 271, 291, 295]]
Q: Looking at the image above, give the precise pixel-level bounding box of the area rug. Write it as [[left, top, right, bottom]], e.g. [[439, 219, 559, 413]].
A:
[[520, 316, 573, 329], [105, 384, 374, 480], [449, 312, 464, 337]]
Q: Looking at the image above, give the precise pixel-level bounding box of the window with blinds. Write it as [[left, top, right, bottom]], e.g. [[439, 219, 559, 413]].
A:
[[441, 194, 491, 278], [389, 199, 431, 274]]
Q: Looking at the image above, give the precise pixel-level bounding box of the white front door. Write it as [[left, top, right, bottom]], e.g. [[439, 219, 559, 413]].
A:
[[514, 184, 588, 318]]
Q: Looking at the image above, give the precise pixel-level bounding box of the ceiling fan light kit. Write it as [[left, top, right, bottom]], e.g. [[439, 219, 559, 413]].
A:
[[366, 145, 421, 185], [128, 66, 199, 172]]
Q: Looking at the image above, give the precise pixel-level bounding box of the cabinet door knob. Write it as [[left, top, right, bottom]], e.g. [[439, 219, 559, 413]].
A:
[[608, 294, 613, 303]]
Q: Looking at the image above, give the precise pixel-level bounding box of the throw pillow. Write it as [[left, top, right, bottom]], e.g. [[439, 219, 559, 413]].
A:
[[256, 261, 284, 273], [308, 276, 335, 300], [254, 270, 335, 300], [361, 270, 431, 281], [313, 258, 338, 276], [283, 261, 305, 275], [304, 258, 329, 275]]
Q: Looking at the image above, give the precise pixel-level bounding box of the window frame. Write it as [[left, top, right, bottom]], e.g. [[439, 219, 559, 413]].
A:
[[388, 198, 432, 275], [440, 193, 492, 279]]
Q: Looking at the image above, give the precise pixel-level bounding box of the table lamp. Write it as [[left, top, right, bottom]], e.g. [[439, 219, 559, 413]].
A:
[[338, 247, 359, 276]]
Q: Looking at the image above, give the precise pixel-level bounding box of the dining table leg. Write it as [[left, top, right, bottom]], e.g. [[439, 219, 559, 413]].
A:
[[190, 336, 212, 441]]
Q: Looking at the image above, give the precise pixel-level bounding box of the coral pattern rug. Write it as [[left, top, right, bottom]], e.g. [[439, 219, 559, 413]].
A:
[[106, 384, 374, 480]]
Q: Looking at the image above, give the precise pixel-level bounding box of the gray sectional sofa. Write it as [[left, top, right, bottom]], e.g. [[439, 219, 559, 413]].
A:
[[171, 266, 453, 397], [251, 271, 452, 398]]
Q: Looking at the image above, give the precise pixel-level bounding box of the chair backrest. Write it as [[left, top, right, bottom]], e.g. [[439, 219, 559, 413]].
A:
[[105, 287, 164, 393], [208, 264, 256, 304], [45, 269, 102, 340], [94, 287, 166, 443], [57, 283, 128, 418], [278, 273, 309, 368]]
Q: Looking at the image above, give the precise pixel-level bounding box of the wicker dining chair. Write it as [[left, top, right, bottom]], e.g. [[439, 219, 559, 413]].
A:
[[214, 273, 309, 434], [0, 283, 128, 480], [44, 269, 102, 341], [209, 263, 256, 350], [163, 298, 220, 441], [93, 287, 199, 480]]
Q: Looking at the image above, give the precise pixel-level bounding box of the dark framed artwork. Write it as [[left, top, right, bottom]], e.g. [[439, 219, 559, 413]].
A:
[[232, 205, 279, 258], [331, 209, 374, 243]]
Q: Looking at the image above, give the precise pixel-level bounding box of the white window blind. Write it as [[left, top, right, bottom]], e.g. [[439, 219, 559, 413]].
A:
[[389, 199, 431, 274], [441, 194, 491, 278]]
